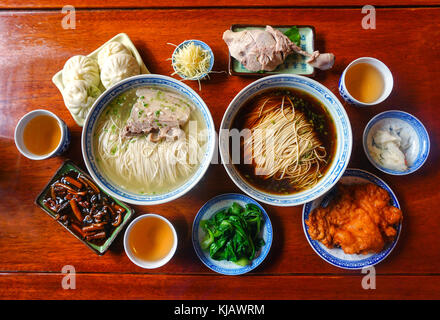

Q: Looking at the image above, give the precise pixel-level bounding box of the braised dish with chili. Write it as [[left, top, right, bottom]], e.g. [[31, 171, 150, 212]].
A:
[[36, 160, 133, 254]]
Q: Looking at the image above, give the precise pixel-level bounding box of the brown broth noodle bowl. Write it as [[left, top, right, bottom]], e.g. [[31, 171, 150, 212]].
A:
[[243, 94, 328, 191]]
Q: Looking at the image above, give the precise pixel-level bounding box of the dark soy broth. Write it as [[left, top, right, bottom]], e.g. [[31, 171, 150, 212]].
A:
[[230, 87, 336, 195]]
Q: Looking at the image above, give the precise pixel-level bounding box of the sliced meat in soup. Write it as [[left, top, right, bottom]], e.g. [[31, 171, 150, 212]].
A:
[[123, 87, 192, 142]]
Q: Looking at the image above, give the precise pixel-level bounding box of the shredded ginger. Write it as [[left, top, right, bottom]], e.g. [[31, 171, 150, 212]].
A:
[[171, 42, 211, 80]]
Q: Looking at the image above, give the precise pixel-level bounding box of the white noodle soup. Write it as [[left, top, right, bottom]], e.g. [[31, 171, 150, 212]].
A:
[[93, 86, 208, 195]]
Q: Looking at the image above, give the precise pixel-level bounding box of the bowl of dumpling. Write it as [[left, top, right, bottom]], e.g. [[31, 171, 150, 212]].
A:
[[81, 74, 216, 205], [363, 110, 430, 175], [52, 33, 150, 126]]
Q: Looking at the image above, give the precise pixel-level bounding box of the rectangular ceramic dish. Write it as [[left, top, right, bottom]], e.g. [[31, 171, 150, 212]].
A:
[[228, 25, 316, 77], [35, 160, 134, 255], [52, 32, 150, 127]]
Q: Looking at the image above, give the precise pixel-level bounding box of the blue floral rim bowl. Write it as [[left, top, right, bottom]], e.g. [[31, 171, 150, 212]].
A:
[[302, 168, 402, 270], [81, 74, 216, 205], [363, 110, 430, 175], [219, 74, 353, 207], [192, 193, 273, 275]]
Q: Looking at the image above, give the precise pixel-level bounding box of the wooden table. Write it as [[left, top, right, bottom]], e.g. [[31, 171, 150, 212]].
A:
[[1, 1, 439, 300]]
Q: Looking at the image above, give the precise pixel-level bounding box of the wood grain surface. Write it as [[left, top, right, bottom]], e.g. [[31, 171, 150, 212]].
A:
[[1, 0, 440, 9], [0, 6, 439, 299], [1, 273, 440, 300]]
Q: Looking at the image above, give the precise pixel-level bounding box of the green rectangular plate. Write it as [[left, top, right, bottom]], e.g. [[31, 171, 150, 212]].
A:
[[35, 160, 134, 255], [228, 25, 316, 77]]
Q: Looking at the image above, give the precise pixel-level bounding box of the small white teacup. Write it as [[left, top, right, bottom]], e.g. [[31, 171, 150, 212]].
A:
[[338, 57, 393, 107], [124, 214, 178, 269], [14, 109, 71, 160]]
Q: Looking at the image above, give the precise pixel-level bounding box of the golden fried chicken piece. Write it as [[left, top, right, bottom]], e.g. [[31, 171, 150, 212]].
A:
[[306, 183, 402, 255]]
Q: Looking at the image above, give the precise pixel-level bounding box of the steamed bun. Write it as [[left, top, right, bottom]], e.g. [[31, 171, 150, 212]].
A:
[[100, 53, 140, 89], [62, 55, 100, 88], [97, 42, 132, 68], [62, 80, 101, 122]]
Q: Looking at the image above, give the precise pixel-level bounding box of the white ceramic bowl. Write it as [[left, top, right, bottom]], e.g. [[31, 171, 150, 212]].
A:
[[81, 74, 216, 205], [124, 214, 178, 269], [363, 110, 430, 175], [338, 57, 393, 107], [219, 74, 352, 207], [14, 109, 70, 160]]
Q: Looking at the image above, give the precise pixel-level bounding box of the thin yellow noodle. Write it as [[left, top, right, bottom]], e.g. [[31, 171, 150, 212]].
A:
[[94, 90, 205, 194], [244, 95, 327, 191]]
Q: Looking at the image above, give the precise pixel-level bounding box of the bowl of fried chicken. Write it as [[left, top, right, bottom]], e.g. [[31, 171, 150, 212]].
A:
[[303, 168, 403, 269]]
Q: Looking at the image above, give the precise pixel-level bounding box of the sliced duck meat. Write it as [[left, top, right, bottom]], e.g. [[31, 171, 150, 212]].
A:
[[223, 25, 335, 72], [123, 87, 192, 142], [223, 28, 282, 71]]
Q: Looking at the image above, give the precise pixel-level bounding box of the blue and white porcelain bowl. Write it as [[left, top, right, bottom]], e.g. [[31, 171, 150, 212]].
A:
[[302, 168, 402, 270], [363, 110, 430, 175], [82, 74, 216, 205], [192, 193, 273, 275], [219, 74, 352, 207], [172, 40, 214, 80]]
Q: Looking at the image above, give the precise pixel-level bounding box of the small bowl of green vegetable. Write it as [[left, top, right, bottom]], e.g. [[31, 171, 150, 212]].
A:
[[192, 193, 273, 275]]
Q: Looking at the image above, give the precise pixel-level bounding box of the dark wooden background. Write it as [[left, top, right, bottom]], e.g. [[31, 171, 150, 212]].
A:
[[0, 1, 439, 299]]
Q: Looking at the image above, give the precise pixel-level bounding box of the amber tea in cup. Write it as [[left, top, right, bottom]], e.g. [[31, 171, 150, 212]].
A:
[[14, 109, 70, 160], [23, 114, 61, 156], [124, 214, 178, 269], [345, 63, 385, 103], [339, 57, 393, 107]]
